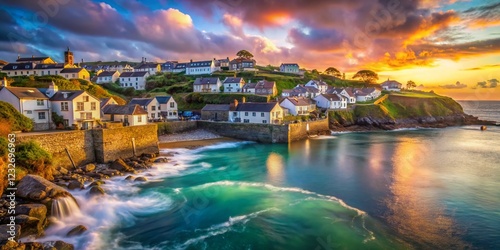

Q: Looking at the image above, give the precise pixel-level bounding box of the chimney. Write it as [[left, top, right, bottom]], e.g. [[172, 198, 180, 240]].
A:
[[81, 58, 84, 63], [17, 54, 20, 60], [190, 59, 193, 63], [242, 96, 246, 103]]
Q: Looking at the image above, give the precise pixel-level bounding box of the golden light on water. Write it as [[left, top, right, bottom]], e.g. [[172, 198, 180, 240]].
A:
[[266, 153, 285, 184]]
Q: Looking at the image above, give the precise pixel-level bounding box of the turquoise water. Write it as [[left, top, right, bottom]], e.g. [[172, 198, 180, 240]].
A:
[[37, 102, 500, 249]]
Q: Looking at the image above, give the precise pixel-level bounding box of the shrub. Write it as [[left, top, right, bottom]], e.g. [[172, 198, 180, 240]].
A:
[[14, 141, 52, 173], [0, 101, 33, 132], [157, 122, 172, 135], [0, 137, 8, 157]]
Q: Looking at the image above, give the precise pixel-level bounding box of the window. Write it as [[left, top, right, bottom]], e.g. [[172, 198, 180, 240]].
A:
[[233, 112, 237, 116], [152, 106, 156, 111], [77, 102, 84, 111], [262, 120, 267, 124], [36, 99, 44, 106], [72, 73, 75, 78], [261, 112, 265, 117], [158, 106, 161, 110], [38, 112, 46, 120], [245, 112, 248, 116], [83, 96, 89, 102], [152, 113, 155, 119], [61, 102, 69, 111], [26, 110, 32, 114], [170, 102, 175, 108], [244, 119, 249, 123], [91, 102, 96, 110], [252, 112, 256, 117], [138, 116, 142, 123]]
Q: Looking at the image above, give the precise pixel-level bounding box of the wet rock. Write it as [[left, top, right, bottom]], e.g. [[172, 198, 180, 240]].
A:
[[15, 204, 47, 228], [67, 180, 84, 190], [85, 172, 102, 179], [110, 159, 135, 173], [142, 153, 156, 158], [73, 169, 84, 175], [89, 180, 105, 187], [16, 175, 71, 201], [88, 186, 105, 196], [134, 177, 148, 182], [154, 157, 169, 163], [125, 175, 135, 181], [16, 214, 44, 237], [66, 225, 87, 237], [140, 157, 150, 162], [42, 241, 75, 250], [100, 169, 121, 177], [81, 164, 96, 173], [0, 224, 21, 244]]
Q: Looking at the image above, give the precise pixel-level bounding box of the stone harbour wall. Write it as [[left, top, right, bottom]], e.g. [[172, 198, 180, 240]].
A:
[[198, 121, 289, 143], [288, 119, 330, 142]]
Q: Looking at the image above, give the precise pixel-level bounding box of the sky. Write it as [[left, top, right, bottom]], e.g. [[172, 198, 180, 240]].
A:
[[0, 0, 499, 99]]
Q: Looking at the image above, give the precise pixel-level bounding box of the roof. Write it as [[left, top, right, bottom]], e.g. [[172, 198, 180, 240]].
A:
[[129, 98, 155, 106], [16, 56, 50, 62], [102, 104, 148, 115], [281, 97, 315, 106], [119, 71, 149, 77], [381, 79, 402, 88], [188, 60, 213, 68], [174, 63, 187, 69], [218, 58, 230, 63], [155, 96, 172, 104], [223, 77, 244, 84], [134, 63, 159, 69], [202, 104, 231, 111], [194, 77, 220, 85], [1, 86, 48, 99], [255, 80, 276, 89], [60, 68, 85, 73], [97, 71, 118, 77], [2, 62, 35, 70], [49, 90, 85, 101], [100, 97, 118, 108], [235, 102, 279, 112], [318, 94, 342, 101], [243, 82, 257, 89], [34, 63, 65, 69], [281, 63, 299, 67], [307, 80, 328, 86]]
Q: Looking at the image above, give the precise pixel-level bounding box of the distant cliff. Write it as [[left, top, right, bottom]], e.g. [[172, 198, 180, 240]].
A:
[[329, 92, 494, 131]]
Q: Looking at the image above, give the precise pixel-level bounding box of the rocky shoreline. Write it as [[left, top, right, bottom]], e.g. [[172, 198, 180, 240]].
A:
[[330, 113, 496, 132], [0, 152, 167, 250]]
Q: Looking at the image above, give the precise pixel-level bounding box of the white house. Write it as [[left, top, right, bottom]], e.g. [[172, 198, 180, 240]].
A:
[[0, 83, 51, 131], [129, 98, 161, 121], [172, 63, 187, 73], [156, 96, 178, 120], [96, 71, 120, 84], [230, 102, 284, 124], [118, 71, 150, 90], [186, 59, 218, 75], [381, 79, 402, 91], [222, 77, 245, 93], [34, 63, 65, 77], [102, 104, 148, 126], [242, 82, 256, 94], [279, 97, 316, 116], [305, 80, 328, 94], [314, 94, 347, 109], [282, 85, 319, 98], [229, 58, 256, 71], [280, 63, 300, 74], [193, 77, 222, 93], [327, 87, 356, 104], [48, 83, 101, 129]]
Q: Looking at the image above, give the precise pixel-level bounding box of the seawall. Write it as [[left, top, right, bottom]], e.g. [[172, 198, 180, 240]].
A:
[[16, 124, 159, 168]]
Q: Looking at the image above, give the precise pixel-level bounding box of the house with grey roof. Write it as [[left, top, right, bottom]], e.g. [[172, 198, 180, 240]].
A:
[[186, 59, 218, 75], [305, 80, 328, 94], [279, 97, 316, 116], [230, 100, 283, 124], [129, 97, 161, 121], [280, 63, 300, 74], [314, 93, 347, 109], [134, 62, 161, 75], [201, 104, 232, 121], [102, 104, 148, 126], [222, 77, 245, 93], [96, 71, 120, 84], [118, 71, 150, 90], [255, 80, 277, 96], [381, 79, 402, 92], [155, 96, 178, 120], [229, 57, 256, 71], [47, 82, 101, 129], [0, 81, 51, 131], [60, 67, 90, 80], [172, 62, 188, 73], [193, 77, 222, 93]]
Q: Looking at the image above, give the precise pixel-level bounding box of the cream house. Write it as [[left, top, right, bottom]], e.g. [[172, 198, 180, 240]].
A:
[[60, 68, 90, 80], [0, 83, 51, 131], [156, 96, 178, 120], [47, 83, 101, 129], [129, 98, 161, 121], [222, 77, 245, 93], [314, 94, 348, 109], [280, 63, 300, 74], [230, 102, 284, 124], [193, 77, 222, 92], [96, 71, 120, 84], [186, 59, 218, 75], [279, 97, 316, 116], [102, 104, 148, 126]]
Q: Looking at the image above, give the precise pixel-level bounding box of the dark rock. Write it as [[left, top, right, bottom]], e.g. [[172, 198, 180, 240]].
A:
[[66, 225, 87, 237], [16, 175, 71, 201], [142, 153, 156, 158], [134, 177, 148, 182], [1, 240, 25, 250], [140, 157, 150, 162], [86, 172, 102, 179], [125, 175, 134, 181], [89, 180, 105, 187], [154, 157, 169, 163], [110, 159, 135, 173], [81, 164, 96, 172], [43, 241, 75, 250], [67, 180, 84, 190], [16, 214, 44, 237], [0, 224, 21, 244], [100, 169, 121, 177], [15, 204, 47, 228], [88, 186, 105, 196], [73, 169, 84, 175]]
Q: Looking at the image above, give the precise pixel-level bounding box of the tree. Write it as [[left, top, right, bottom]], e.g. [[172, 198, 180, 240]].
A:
[[324, 67, 342, 78], [236, 50, 254, 59], [407, 80, 416, 90], [352, 70, 379, 83]]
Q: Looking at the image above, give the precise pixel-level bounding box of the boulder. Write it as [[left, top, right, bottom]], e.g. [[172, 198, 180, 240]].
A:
[[0, 224, 21, 245], [100, 169, 121, 177], [142, 153, 156, 158], [88, 186, 105, 196], [16, 214, 44, 237], [81, 163, 96, 173], [110, 159, 135, 173], [154, 157, 169, 163], [66, 225, 87, 237], [67, 180, 84, 190], [16, 175, 70, 201], [125, 175, 135, 181], [134, 177, 148, 182], [89, 180, 105, 187], [57, 167, 69, 175], [85, 172, 102, 179], [15, 204, 47, 228], [42, 241, 75, 250]]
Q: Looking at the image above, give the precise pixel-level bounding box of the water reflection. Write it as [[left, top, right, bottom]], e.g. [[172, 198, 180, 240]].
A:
[[266, 152, 285, 184], [385, 137, 469, 249]]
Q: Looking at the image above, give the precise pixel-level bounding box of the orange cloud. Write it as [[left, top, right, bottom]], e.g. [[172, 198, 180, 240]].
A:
[[404, 10, 460, 46]]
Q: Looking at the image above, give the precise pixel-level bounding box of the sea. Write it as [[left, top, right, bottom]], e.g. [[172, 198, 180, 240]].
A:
[[36, 101, 500, 250]]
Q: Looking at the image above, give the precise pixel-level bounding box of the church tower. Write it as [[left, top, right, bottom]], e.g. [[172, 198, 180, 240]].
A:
[[64, 47, 74, 66]]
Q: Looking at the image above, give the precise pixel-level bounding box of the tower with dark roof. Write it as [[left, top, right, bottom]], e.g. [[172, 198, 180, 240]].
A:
[[64, 47, 74, 66]]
